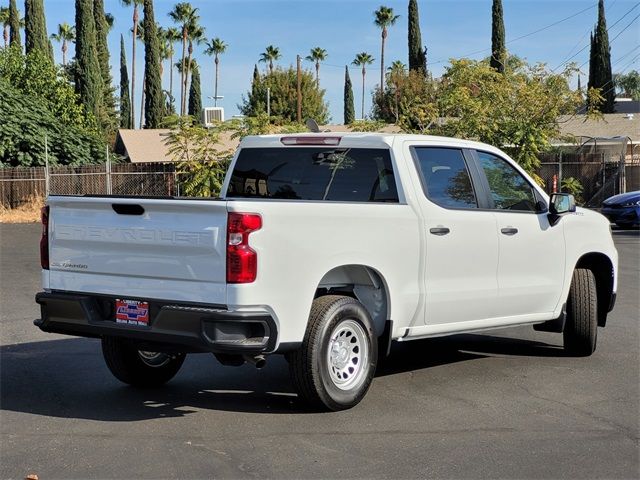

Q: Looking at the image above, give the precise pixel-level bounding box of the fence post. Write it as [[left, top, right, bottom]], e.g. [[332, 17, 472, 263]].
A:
[[558, 151, 563, 190], [44, 135, 50, 197], [106, 146, 112, 195]]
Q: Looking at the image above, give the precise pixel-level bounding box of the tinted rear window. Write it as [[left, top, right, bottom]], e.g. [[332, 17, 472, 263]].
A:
[[227, 147, 399, 202]]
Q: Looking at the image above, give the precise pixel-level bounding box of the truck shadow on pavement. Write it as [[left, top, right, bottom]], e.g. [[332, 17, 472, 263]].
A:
[[1, 333, 563, 419]]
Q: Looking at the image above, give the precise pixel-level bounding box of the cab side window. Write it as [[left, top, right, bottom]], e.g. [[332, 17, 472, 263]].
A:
[[476, 151, 538, 212], [413, 147, 478, 209]]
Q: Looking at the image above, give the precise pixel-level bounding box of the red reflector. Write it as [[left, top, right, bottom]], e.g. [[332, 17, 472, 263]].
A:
[[40, 205, 49, 270], [280, 136, 341, 146], [227, 213, 262, 284]]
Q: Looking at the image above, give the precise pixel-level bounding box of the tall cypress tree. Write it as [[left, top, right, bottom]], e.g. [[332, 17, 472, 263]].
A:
[[188, 63, 202, 121], [75, 0, 103, 121], [408, 0, 426, 76], [119, 34, 132, 129], [490, 0, 506, 73], [94, 0, 116, 129], [344, 65, 355, 125], [142, 0, 163, 128], [8, 0, 20, 46], [588, 0, 615, 113], [25, 0, 50, 59]]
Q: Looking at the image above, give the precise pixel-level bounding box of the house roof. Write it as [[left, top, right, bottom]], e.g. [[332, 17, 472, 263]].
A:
[[115, 128, 241, 163], [555, 113, 640, 143], [116, 129, 172, 163], [115, 124, 403, 163]]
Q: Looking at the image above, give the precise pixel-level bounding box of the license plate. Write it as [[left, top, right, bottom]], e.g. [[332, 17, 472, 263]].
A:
[[115, 299, 150, 326]]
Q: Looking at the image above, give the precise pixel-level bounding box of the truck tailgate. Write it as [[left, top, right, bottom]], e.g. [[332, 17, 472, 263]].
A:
[[46, 196, 228, 304]]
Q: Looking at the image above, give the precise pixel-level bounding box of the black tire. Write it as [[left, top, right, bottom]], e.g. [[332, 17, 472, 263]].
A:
[[288, 295, 378, 411], [563, 269, 598, 356], [101, 336, 185, 387]]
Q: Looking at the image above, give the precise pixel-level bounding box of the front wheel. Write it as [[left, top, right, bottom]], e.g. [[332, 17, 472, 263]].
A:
[[288, 295, 378, 411], [563, 269, 598, 356], [101, 336, 185, 387]]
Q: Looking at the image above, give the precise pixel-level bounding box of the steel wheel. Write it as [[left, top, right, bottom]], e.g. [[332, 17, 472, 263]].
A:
[[326, 319, 369, 391], [288, 295, 378, 410]]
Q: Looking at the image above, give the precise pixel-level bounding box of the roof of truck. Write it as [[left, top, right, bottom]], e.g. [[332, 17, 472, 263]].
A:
[[239, 132, 496, 152]]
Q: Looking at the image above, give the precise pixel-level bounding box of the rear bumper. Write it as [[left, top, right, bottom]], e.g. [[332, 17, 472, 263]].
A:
[[35, 291, 277, 354]]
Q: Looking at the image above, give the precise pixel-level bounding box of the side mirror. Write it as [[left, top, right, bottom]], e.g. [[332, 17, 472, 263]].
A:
[[548, 193, 576, 225]]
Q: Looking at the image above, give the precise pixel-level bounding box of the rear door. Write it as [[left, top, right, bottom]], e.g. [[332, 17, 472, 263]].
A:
[[472, 150, 566, 317], [409, 145, 500, 324], [47, 196, 229, 304]]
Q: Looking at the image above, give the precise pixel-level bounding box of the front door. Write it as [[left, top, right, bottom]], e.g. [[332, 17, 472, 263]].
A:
[[473, 150, 566, 317]]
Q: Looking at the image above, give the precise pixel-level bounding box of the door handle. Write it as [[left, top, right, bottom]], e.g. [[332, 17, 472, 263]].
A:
[[501, 227, 518, 236], [429, 227, 450, 236]]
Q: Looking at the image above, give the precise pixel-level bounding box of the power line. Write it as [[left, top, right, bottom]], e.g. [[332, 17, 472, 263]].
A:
[[429, 2, 598, 66], [609, 12, 640, 43], [554, 3, 640, 71], [577, 13, 640, 70]]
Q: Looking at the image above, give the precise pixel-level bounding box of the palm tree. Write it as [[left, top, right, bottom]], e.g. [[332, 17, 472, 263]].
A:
[[184, 24, 205, 115], [374, 6, 400, 90], [352, 52, 374, 120], [130, 20, 145, 128], [0, 7, 9, 48], [168, 2, 200, 116], [305, 47, 328, 88], [204, 37, 227, 107], [50, 22, 75, 66], [121, 0, 143, 128], [259, 45, 281, 74], [164, 26, 181, 108]]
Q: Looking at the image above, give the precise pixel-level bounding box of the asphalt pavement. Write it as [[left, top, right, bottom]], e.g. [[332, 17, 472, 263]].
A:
[[1, 223, 638, 479]]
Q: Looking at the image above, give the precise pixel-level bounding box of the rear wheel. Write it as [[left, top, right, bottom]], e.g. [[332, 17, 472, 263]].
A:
[[563, 269, 598, 356], [101, 336, 185, 387], [288, 295, 377, 411]]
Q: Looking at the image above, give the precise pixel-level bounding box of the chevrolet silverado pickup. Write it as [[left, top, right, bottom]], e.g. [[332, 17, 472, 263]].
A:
[[35, 133, 618, 410]]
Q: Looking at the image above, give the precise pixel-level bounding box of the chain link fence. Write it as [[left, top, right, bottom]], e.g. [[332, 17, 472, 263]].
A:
[[1, 162, 181, 208]]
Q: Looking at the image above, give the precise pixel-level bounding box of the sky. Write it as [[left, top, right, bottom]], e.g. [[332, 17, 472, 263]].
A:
[[16, 0, 640, 123]]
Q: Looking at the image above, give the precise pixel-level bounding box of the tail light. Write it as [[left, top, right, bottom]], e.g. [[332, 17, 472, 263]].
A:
[[226, 212, 262, 283], [40, 205, 50, 270]]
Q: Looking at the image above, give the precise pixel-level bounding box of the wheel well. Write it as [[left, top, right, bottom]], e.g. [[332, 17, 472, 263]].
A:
[[315, 265, 389, 337], [575, 253, 614, 327]]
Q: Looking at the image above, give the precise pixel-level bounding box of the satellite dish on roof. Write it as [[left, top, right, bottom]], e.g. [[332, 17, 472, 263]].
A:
[[306, 118, 321, 133]]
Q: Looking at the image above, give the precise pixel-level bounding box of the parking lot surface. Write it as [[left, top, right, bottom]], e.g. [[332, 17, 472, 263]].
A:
[[1, 223, 638, 479]]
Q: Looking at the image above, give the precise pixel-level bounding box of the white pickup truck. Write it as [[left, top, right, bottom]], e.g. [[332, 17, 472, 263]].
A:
[[36, 133, 618, 410]]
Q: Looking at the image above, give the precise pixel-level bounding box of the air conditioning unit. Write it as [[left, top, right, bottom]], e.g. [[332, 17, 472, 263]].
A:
[[202, 107, 224, 126]]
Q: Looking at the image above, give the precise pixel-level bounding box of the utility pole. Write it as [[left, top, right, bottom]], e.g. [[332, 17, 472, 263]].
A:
[[296, 55, 302, 123]]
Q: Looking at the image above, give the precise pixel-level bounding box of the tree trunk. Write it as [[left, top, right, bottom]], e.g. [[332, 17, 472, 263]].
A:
[[361, 67, 366, 120], [62, 40, 67, 66], [269, 60, 273, 74], [315, 62, 320, 88], [214, 56, 219, 106], [380, 28, 386, 91], [3, 26, 8, 47], [131, 5, 138, 129], [139, 73, 145, 129], [169, 51, 174, 108], [184, 41, 193, 116], [180, 30, 187, 115]]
